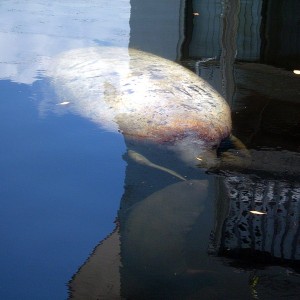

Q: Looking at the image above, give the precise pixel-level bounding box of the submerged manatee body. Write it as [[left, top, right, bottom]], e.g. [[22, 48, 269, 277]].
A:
[[48, 47, 231, 164]]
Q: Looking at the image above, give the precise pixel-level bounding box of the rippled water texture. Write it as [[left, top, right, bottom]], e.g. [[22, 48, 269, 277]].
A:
[[0, 1, 299, 299]]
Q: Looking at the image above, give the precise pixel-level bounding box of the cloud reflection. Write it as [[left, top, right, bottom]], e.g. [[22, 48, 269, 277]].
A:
[[0, 0, 131, 84]]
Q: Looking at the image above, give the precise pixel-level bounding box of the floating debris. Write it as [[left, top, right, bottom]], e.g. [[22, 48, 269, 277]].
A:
[[56, 101, 70, 106], [249, 210, 267, 215]]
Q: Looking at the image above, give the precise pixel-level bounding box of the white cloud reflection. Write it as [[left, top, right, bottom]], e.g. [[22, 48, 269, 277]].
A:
[[0, 0, 131, 84]]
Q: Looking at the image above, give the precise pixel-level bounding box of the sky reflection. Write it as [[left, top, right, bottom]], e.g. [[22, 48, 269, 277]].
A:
[[0, 1, 130, 299], [0, 0, 131, 84]]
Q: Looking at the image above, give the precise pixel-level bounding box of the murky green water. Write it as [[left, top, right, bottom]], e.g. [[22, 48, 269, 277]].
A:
[[0, 1, 299, 299]]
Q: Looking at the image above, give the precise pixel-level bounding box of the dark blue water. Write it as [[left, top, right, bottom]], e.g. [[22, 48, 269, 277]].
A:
[[0, 80, 125, 299], [0, 1, 299, 299]]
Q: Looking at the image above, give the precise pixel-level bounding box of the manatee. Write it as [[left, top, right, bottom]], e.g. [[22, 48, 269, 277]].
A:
[[47, 47, 232, 166]]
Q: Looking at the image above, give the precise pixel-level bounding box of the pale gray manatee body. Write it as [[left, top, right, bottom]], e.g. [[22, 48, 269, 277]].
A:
[[48, 47, 232, 165]]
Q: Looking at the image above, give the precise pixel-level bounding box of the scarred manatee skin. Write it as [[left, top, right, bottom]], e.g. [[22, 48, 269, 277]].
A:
[[48, 47, 231, 143]]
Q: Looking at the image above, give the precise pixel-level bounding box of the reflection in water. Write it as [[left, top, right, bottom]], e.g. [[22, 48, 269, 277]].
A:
[[213, 176, 300, 261], [69, 143, 253, 299], [183, 1, 300, 299], [0, 0, 131, 84], [43, 41, 243, 298], [68, 1, 300, 299], [122, 180, 207, 274], [0, 0, 299, 299], [45, 44, 239, 298], [120, 179, 209, 298], [70, 229, 121, 299]]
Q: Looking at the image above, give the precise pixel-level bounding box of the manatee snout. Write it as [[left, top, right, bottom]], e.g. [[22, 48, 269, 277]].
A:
[[172, 137, 221, 168]]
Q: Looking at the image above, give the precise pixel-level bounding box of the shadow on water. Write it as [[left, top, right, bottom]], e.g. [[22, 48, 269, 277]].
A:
[[67, 1, 300, 300]]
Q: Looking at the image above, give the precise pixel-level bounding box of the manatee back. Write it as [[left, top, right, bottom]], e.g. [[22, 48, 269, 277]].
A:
[[49, 47, 231, 144]]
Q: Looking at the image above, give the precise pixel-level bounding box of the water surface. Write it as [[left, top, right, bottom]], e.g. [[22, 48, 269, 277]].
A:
[[0, 1, 299, 299]]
